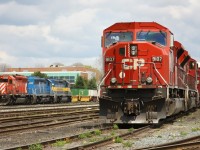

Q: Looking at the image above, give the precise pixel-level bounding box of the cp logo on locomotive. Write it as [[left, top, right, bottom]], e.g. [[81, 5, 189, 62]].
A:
[[119, 58, 145, 79]]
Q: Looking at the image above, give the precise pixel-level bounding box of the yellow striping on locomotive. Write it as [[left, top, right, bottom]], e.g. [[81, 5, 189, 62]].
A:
[[52, 87, 70, 92]]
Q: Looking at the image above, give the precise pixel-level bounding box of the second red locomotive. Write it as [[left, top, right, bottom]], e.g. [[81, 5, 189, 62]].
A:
[[99, 22, 199, 124]]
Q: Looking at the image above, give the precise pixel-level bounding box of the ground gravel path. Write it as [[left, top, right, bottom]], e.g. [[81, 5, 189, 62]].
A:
[[102, 109, 200, 150], [0, 119, 105, 149]]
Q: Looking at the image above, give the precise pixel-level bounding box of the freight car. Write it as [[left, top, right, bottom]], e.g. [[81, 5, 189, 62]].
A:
[[71, 89, 97, 102], [0, 75, 72, 105], [99, 22, 199, 124]]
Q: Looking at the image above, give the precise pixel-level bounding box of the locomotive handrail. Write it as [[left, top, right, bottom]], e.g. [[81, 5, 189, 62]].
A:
[[97, 63, 113, 100], [140, 61, 169, 99], [141, 61, 169, 87]]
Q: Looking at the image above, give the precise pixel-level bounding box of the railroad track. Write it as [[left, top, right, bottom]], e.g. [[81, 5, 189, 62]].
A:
[[136, 134, 200, 150], [0, 104, 98, 119], [0, 101, 98, 109], [0, 112, 99, 136], [68, 125, 151, 150], [4, 123, 113, 150], [4, 124, 150, 150], [0, 105, 99, 137]]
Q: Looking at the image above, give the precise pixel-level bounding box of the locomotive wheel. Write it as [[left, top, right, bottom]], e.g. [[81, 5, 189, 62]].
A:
[[57, 97, 61, 103], [31, 95, 37, 104], [53, 95, 58, 103], [7, 96, 16, 105], [2, 96, 12, 105], [67, 96, 72, 103]]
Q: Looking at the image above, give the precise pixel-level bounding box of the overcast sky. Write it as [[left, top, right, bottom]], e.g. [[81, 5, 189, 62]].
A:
[[0, 0, 199, 68]]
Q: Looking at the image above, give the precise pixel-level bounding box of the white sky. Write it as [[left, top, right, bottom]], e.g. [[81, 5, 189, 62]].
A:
[[0, 0, 199, 68]]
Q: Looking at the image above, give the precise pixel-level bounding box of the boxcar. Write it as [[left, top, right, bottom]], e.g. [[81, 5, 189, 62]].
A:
[[71, 89, 97, 102]]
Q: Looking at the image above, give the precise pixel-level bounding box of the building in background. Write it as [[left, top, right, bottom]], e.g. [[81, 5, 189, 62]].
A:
[[0, 64, 101, 85]]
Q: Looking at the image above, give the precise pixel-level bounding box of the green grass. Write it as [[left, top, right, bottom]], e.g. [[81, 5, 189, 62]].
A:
[[192, 127, 200, 132], [94, 129, 101, 136], [113, 124, 119, 130], [180, 131, 187, 136], [111, 130, 116, 136], [115, 136, 123, 143], [28, 144, 42, 150], [123, 141, 133, 147], [128, 128, 134, 132], [78, 132, 92, 139], [157, 135, 162, 138], [89, 138, 98, 142], [52, 140, 68, 147]]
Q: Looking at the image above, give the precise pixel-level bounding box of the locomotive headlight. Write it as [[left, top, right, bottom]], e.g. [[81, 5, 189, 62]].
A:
[[130, 45, 137, 56], [111, 77, 117, 84], [146, 77, 153, 84]]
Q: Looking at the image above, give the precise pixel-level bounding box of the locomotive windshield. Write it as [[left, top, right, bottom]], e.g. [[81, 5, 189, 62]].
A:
[[105, 32, 133, 47], [136, 31, 167, 46]]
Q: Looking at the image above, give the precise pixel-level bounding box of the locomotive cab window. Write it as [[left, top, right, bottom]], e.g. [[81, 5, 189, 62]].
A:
[[136, 31, 167, 46], [104, 32, 133, 47]]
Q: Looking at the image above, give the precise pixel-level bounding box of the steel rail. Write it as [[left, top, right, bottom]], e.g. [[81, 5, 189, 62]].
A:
[[135, 134, 200, 150], [0, 108, 99, 123], [0, 113, 99, 136], [68, 125, 151, 150], [4, 124, 112, 150]]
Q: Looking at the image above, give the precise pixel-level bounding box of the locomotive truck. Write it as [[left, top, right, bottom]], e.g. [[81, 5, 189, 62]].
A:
[[99, 22, 199, 124]]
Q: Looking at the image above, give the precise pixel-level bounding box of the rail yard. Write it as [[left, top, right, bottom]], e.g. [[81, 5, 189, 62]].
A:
[[1, 21, 200, 150], [0, 102, 199, 149]]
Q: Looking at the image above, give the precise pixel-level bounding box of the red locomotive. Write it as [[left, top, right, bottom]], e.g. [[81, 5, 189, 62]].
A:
[[198, 66, 200, 99], [99, 22, 199, 124], [0, 74, 27, 105]]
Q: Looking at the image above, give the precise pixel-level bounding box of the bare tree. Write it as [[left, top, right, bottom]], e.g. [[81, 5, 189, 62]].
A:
[[71, 62, 84, 67], [95, 55, 103, 73], [0, 63, 11, 72]]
